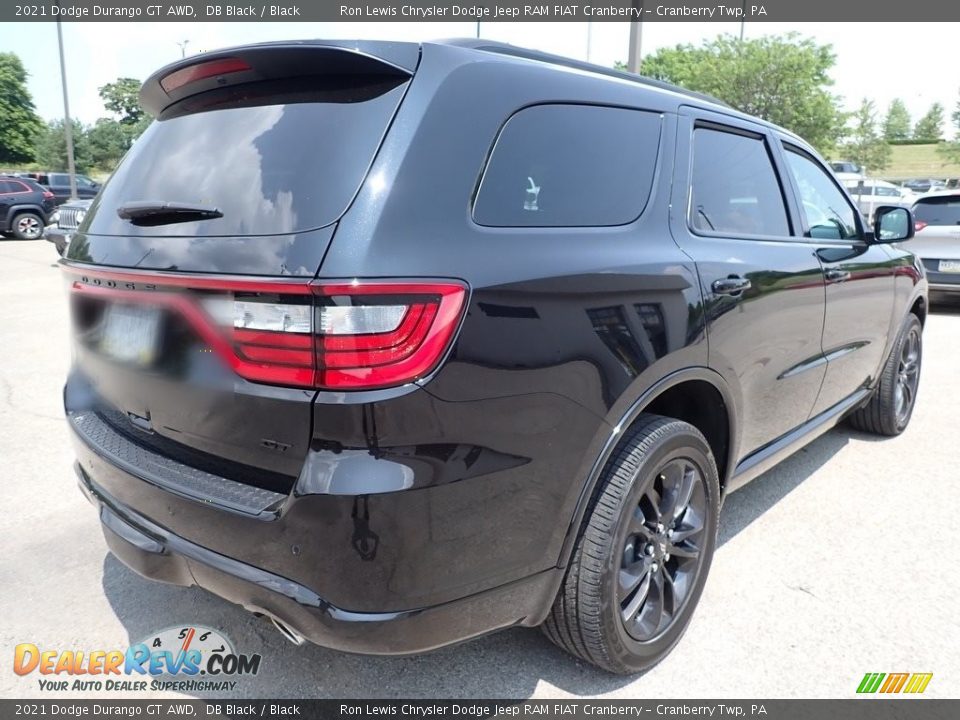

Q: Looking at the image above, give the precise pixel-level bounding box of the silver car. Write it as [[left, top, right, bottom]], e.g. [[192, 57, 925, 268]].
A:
[[910, 191, 960, 296], [843, 179, 913, 223]]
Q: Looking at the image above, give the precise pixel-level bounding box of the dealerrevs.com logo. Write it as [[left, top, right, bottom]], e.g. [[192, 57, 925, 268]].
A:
[[13, 625, 262, 693]]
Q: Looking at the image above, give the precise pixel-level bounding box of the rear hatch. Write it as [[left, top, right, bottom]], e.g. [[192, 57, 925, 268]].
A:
[[63, 42, 418, 495], [912, 195, 960, 265]]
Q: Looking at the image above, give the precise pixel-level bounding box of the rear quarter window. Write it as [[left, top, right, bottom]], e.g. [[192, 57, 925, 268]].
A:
[[473, 104, 662, 228]]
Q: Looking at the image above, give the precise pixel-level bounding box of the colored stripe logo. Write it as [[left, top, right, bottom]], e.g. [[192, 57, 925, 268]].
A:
[[857, 672, 933, 694]]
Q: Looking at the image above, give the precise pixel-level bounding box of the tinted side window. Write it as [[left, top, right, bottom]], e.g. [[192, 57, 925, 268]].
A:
[[689, 127, 790, 237], [473, 104, 661, 227], [0, 180, 15, 194], [784, 148, 859, 240]]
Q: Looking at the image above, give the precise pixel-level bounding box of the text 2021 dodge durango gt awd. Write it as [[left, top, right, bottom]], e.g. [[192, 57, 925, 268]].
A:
[[62, 40, 927, 674]]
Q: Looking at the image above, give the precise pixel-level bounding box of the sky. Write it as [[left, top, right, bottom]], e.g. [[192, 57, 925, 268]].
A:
[[2, 21, 957, 137]]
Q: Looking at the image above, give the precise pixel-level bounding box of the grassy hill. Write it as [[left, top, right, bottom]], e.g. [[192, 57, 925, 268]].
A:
[[881, 144, 960, 180]]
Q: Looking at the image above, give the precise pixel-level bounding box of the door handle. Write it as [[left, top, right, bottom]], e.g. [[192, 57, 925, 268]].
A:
[[824, 268, 851, 283], [711, 276, 752, 296]]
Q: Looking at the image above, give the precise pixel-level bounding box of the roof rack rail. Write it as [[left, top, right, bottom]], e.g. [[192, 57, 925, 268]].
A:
[[440, 38, 730, 109]]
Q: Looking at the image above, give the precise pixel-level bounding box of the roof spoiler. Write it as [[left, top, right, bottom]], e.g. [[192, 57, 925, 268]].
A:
[[140, 40, 419, 117]]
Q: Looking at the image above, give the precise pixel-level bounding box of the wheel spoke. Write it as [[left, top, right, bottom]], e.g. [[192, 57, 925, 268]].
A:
[[668, 542, 700, 560], [644, 571, 667, 635], [620, 569, 651, 620], [626, 506, 653, 539]]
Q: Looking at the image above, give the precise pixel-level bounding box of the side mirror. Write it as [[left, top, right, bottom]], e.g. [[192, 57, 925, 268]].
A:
[[872, 206, 914, 243]]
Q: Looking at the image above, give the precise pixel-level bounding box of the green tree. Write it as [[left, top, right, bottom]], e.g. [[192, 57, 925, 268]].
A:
[[913, 102, 945, 142], [936, 90, 960, 164], [98, 77, 144, 126], [34, 119, 92, 173], [96, 77, 150, 166], [636, 33, 846, 154], [881, 98, 911, 143], [843, 99, 891, 172], [87, 118, 128, 170], [0, 52, 43, 164]]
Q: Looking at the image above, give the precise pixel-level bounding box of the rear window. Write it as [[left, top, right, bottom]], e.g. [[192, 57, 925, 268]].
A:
[[87, 79, 407, 237], [473, 104, 662, 227], [913, 196, 960, 226]]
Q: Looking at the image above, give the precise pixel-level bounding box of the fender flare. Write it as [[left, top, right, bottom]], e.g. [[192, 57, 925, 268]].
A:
[[556, 365, 739, 568], [6, 203, 47, 228]]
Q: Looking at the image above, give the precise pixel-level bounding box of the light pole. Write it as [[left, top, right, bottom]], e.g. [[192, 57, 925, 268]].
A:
[[177, 39, 190, 58], [55, 8, 77, 201], [628, 20, 643, 73], [740, 0, 746, 41]]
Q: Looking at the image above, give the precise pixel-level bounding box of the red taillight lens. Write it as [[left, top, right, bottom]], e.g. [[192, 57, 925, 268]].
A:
[[42, 190, 54, 200], [914, 220, 927, 232], [64, 268, 467, 391], [160, 57, 252, 93], [313, 283, 465, 389]]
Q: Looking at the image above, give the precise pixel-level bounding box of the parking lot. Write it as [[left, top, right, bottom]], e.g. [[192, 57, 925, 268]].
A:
[[1, 237, 957, 699]]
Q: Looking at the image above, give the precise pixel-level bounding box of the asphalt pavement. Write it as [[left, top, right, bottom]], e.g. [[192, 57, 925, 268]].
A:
[[1, 238, 957, 699]]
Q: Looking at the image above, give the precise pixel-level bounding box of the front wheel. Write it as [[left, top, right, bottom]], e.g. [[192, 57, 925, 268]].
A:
[[848, 313, 922, 436], [542, 414, 720, 674]]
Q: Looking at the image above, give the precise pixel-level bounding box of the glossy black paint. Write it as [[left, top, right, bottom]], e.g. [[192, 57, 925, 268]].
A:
[[63, 39, 927, 653]]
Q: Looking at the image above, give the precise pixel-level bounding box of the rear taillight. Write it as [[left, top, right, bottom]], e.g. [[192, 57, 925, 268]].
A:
[[914, 220, 927, 232], [64, 268, 467, 391], [42, 190, 54, 200]]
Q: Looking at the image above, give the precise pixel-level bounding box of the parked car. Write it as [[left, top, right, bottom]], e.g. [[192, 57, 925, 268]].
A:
[[842, 178, 913, 222], [829, 160, 865, 184], [0, 175, 56, 239], [910, 191, 960, 296], [46, 198, 93, 255], [17, 171, 100, 205], [903, 178, 946, 194], [61, 40, 927, 675]]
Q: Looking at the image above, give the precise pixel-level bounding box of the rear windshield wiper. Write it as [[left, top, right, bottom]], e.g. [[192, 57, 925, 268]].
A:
[[117, 201, 223, 226]]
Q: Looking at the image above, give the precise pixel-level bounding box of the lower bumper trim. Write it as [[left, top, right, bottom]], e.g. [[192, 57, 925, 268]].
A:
[[77, 464, 560, 656]]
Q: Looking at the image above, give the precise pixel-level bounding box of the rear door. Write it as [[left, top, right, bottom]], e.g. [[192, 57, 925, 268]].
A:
[[671, 108, 826, 459], [0, 180, 15, 225], [778, 143, 897, 417]]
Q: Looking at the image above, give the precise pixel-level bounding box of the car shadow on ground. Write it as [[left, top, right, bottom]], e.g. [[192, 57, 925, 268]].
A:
[[102, 425, 856, 699]]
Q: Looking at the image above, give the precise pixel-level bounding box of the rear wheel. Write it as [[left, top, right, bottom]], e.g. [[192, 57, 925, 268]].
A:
[[11, 212, 43, 240], [542, 414, 720, 674], [848, 314, 922, 436]]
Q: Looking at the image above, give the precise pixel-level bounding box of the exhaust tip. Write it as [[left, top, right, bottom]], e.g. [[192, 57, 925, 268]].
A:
[[269, 616, 305, 646]]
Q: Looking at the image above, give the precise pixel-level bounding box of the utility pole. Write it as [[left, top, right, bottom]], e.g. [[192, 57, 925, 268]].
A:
[[55, 10, 77, 202], [177, 39, 190, 58], [740, 0, 746, 41], [627, 20, 643, 73], [586, 21, 593, 63]]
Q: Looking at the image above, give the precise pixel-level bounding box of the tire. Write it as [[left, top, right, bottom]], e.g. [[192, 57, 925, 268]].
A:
[[10, 212, 44, 240], [542, 414, 721, 674], [847, 313, 922, 437]]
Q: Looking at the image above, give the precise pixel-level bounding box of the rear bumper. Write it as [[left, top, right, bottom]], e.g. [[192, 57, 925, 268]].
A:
[[919, 263, 960, 294], [75, 461, 560, 655]]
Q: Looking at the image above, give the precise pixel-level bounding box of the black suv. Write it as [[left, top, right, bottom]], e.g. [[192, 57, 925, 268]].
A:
[[62, 40, 927, 674], [0, 175, 55, 239], [19, 171, 100, 205]]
